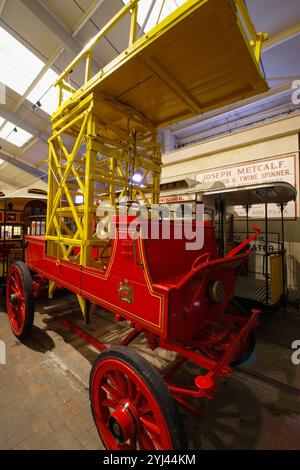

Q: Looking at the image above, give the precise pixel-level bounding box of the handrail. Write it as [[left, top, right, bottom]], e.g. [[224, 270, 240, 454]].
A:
[[234, 0, 268, 62], [53, 0, 268, 110], [174, 248, 252, 290], [226, 225, 261, 258], [191, 252, 210, 270], [54, 0, 139, 104]]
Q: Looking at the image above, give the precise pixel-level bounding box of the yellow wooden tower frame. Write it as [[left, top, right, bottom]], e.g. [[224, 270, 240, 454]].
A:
[[45, 0, 269, 317]]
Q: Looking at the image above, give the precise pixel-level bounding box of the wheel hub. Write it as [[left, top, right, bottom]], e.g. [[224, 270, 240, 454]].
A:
[[108, 402, 136, 444], [10, 293, 18, 306]]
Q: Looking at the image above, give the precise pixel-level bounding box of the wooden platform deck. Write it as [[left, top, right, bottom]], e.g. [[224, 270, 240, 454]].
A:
[[53, 0, 269, 127]]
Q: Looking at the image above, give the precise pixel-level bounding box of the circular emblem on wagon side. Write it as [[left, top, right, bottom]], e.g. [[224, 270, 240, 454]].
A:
[[118, 280, 134, 304]]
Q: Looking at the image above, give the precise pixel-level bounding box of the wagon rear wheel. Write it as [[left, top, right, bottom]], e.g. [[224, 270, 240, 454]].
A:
[[90, 346, 187, 450], [6, 261, 34, 340]]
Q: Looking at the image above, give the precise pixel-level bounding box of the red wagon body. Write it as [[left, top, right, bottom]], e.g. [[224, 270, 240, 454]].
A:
[[15, 217, 259, 410], [6, 205, 260, 451]]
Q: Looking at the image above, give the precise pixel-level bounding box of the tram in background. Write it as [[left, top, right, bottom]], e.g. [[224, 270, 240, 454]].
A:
[[158, 177, 297, 309], [0, 187, 47, 289]]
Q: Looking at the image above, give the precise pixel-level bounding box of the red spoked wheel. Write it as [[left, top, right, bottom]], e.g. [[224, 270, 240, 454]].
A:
[[90, 346, 187, 450], [6, 261, 34, 340]]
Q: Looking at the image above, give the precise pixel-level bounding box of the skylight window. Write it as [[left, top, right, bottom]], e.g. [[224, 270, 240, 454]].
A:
[[0, 27, 45, 95], [122, 0, 186, 32], [27, 69, 72, 116], [0, 27, 72, 115], [0, 122, 33, 147]]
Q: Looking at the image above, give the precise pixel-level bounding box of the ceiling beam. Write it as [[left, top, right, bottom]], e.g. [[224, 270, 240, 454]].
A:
[[262, 22, 300, 53], [0, 152, 47, 180], [19, 0, 102, 70], [0, 108, 49, 143], [176, 101, 300, 147], [72, 0, 106, 36], [20, 0, 84, 55], [0, 0, 7, 16], [0, 173, 25, 189], [168, 82, 294, 133]]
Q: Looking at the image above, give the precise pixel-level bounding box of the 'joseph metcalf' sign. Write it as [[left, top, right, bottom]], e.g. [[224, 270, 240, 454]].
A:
[[196, 154, 297, 219]]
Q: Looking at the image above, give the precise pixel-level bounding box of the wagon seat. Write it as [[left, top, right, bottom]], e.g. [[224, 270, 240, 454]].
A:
[[144, 217, 218, 287]]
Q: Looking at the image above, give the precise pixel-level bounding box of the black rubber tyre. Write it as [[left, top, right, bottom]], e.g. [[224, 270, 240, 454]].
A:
[[230, 298, 256, 367], [90, 346, 188, 450], [6, 261, 35, 340]]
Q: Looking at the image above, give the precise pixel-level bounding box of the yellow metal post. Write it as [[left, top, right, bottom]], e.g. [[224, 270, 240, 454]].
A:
[[80, 109, 96, 267], [235, 0, 268, 63], [129, 2, 138, 46], [85, 51, 93, 83]]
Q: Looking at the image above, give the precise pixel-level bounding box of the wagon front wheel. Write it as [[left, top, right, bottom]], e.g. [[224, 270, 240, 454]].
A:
[[6, 261, 34, 340], [90, 346, 187, 450]]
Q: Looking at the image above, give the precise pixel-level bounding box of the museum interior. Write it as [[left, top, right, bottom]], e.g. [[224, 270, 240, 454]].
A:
[[0, 0, 300, 453]]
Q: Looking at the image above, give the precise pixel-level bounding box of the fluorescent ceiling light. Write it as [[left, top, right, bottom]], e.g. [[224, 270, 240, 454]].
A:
[[0, 27, 44, 95], [0, 122, 33, 147], [27, 69, 72, 116], [122, 0, 186, 32]]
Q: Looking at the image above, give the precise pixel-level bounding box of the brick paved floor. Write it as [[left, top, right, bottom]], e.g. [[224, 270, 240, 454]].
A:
[[0, 305, 102, 450], [1, 292, 300, 450]]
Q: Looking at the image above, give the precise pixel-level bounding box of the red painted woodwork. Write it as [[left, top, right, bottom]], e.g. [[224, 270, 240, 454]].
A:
[[24, 218, 260, 403], [144, 220, 217, 284]]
